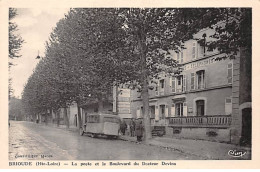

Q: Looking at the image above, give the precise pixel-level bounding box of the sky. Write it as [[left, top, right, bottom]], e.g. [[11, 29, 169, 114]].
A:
[[10, 8, 69, 98]]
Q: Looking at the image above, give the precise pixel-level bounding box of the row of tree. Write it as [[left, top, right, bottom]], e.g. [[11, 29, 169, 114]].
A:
[[21, 8, 251, 140]]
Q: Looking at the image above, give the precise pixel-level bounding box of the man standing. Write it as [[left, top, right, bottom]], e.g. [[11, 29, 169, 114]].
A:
[[120, 120, 127, 135], [130, 118, 136, 137], [135, 120, 144, 142]]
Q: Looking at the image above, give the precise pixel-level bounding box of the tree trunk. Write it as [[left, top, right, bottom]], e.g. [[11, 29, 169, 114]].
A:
[[98, 96, 104, 112], [141, 77, 152, 140], [56, 110, 60, 127], [63, 107, 69, 128], [45, 109, 48, 125], [137, 23, 152, 141], [77, 102, 82, 129]]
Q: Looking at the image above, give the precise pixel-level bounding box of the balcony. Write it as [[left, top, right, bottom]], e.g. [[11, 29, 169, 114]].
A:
[[168, 115, 231, 128]]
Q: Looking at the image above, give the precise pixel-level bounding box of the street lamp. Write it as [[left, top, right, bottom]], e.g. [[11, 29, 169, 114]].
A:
[[36, 50, 41, 59]]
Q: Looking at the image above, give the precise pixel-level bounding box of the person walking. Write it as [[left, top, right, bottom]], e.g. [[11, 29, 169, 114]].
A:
[[130, 118, 136, 137], [120, 120, 127, 135], [135, 120, 144, 142]]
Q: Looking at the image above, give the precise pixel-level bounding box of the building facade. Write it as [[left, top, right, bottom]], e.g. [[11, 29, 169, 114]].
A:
[[127, 28, 247, 143]]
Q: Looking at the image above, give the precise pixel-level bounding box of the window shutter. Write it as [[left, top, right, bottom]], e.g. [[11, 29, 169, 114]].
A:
[[181, 50, 184, 63], [172, 77, 176, 93], [183, 75, 186, 92], [191, 73, 195, 90], [165, 105, 169, 117], [136, 108, 140, 118], [155, 106, 159, 121], [183, 102, 187, 117], [171, 104, 175, 117], [227, 62, 233, 84], [203, 71, 206, 89], [192, 42, 197, 59]]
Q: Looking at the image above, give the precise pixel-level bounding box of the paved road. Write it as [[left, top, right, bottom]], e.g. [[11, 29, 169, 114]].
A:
[[9, 121, 203, 160]]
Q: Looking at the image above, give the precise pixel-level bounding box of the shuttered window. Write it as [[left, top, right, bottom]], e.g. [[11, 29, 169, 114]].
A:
[[197, 70, 205, 89], [176, 103, 183, 117]]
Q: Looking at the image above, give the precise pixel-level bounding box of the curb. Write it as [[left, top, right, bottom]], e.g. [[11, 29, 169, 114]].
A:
[[119, 136, 208, 159]]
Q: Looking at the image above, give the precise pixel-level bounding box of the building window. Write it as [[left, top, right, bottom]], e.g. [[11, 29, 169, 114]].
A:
[[196, 100, 205, 116], [160, 79, 164, 89], [149, 106, 155, 118], [192, 42, 197, 59], [176, 103, 183, 117], [227, 62, 233, 84], [196, 70, 205, 89], [159, 105, 165, 119], [155, 83, 159, 96], [176, 75, 183, 93], [159, 79, 165, 95]]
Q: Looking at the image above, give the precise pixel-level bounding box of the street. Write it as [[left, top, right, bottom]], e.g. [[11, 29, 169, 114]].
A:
[[9, 121, 203, 160]]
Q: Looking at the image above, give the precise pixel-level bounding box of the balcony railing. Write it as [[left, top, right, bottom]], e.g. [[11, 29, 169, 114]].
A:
[[168, 115, 232, 128]]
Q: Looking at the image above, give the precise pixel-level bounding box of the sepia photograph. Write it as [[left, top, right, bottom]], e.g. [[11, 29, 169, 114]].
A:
[[2, 2, 258, 168]]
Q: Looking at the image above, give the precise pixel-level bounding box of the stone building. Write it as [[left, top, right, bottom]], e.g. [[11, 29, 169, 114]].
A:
[[125, 27, 251, 145]]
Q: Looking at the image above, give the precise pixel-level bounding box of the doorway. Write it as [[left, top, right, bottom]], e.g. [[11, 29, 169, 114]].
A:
[[240, 108, 252, 146]]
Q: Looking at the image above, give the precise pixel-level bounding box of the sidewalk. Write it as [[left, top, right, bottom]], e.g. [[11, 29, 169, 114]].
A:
[[119, 135, 251, 160], [37, 122, 251, 160], [37, 122, 79, 132]]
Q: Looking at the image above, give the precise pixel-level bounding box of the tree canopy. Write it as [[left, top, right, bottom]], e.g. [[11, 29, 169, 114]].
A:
[[21, 8, 251, 138]]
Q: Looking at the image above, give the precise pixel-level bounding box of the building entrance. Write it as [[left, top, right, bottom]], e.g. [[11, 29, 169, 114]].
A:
[[240, 108, 252, 146]]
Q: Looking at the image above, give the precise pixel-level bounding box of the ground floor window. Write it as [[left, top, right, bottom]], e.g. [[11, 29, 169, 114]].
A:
[[159, 105, 166, 119], [176, 103, 183, 117], [196, 100, 205, 116], [149, 105, 155, 118]]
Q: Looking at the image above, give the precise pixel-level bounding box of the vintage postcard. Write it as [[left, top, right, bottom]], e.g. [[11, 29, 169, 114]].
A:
[[0, 0, 260, 169]]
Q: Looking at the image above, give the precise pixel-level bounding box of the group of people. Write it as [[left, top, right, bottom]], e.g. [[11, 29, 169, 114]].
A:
[[120, 119, 144, 142]]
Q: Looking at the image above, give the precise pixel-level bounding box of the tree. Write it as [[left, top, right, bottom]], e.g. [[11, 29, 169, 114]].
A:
[[9, 8, 24, 64], [9, 8, 24, 98], [22, 8, 251, 139]]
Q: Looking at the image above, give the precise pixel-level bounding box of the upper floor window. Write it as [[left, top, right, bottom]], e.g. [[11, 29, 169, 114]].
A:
[[197, 70, 205, 89], [160, 79, 165, 89], [172, 75, 186, 93], [191, 70, 205, 90]]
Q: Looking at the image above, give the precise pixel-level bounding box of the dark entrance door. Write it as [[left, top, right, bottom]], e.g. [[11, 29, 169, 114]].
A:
[[240, 108, 252, 146], [196, 100, 205, 116]]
